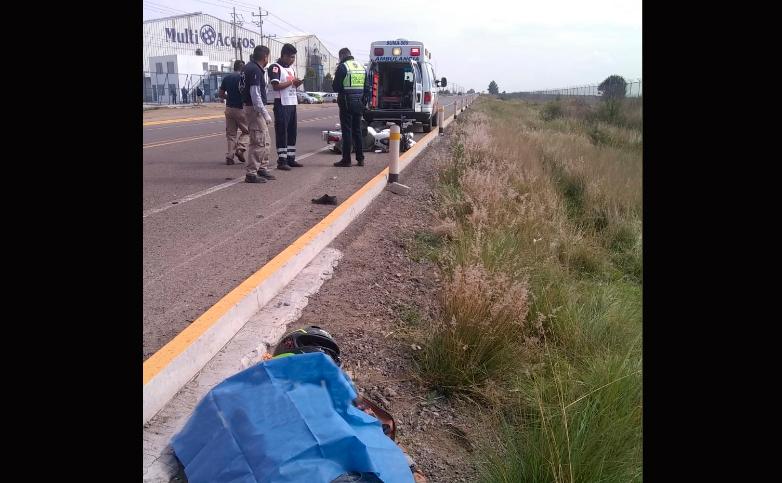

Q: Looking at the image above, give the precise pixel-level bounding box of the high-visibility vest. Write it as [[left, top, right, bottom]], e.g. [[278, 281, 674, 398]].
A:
[[341, 60, 366, 92]]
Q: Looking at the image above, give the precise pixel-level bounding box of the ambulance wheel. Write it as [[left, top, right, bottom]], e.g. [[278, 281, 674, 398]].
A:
[[432, 111, 438, 127], [422, 121, 432, 133]]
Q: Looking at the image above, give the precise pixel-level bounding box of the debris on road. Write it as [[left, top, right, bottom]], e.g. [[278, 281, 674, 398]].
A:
[[388, 182, 411, 196], [312, 194, 338, 205]]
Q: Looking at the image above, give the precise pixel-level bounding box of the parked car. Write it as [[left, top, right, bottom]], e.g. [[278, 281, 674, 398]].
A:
[[322, 92, 338, 103], [296, 91, 317, 104], [266, 85, 274, 104], [306, 92, 324, 103]]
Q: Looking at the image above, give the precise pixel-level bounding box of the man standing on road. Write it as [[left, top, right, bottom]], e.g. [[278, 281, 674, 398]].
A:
[[268, 43, 303, 171], [181, 86, 189, 104], [219, 60, 249, 166], [196, 86, 204, 104], [240, 45, 276, 184], [332, 48, 367, 167], [170, 86, 177, 104]]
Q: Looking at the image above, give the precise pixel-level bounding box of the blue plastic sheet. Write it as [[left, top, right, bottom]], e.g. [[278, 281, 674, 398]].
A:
[[171, 352, 414, 483]]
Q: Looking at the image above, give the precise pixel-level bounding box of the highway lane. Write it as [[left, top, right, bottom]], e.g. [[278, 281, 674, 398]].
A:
[[142, 96, 465, 359]]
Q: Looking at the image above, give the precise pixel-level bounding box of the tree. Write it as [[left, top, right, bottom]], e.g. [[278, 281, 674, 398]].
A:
[[597, 75, 627, 123], [488, 80, 499, 95], [302, 67, 316, 91], [322, 73, 334, 92], [598, 75, 627, 99], [467, 88, 475, 94]]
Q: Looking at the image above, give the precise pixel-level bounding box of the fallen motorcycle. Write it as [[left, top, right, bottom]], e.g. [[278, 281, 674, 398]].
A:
[[322, 122, 416, 155]]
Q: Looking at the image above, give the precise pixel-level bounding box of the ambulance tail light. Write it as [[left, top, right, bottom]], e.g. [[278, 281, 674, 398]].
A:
[[372, 72, 379, 108], [424, 91, 432, 104], [374, 48, 384, 56], [410, 47, 420, 56]]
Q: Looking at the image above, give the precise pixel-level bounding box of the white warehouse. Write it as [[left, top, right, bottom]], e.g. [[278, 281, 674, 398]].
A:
[[143, 12, 339, 104]]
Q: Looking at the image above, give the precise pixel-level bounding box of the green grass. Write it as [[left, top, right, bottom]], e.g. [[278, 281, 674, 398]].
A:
[[409, 96, 642, 481], [394, 302, 425, 327], [407, 231, 444, 263]]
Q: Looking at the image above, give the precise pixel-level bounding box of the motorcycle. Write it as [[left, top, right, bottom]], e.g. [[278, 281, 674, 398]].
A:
[[322, 121, 416, 155]]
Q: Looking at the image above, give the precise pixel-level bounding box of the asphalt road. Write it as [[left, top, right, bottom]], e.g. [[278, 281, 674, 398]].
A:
[[143, 96, 465, 359]]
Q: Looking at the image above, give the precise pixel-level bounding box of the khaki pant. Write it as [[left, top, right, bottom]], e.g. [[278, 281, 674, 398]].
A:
[[243, 105, 271, 175], [225, 107, 249, 160]]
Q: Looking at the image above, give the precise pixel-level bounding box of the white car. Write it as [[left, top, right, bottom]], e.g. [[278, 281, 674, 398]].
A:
[[296, 91, 317, 104], [322, 93, 338, 103]]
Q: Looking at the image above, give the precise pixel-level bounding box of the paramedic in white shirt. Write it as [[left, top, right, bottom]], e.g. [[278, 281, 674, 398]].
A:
[[268, 43, 304, 170]]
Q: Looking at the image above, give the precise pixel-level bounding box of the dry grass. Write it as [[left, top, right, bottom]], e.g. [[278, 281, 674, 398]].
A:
[[413, 96, 643, 482]]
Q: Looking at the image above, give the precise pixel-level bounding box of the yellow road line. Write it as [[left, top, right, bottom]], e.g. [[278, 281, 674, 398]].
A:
[[143, 115, 337, 147], [143, 115, 224, 126], [143, 106, 337, 126]]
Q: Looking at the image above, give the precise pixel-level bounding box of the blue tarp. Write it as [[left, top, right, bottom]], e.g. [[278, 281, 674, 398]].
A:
[[171, 352, 414, 483]]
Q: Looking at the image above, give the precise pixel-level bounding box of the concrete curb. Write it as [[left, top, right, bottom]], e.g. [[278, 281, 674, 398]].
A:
[[142, 96, 476, 425], [143, 248, 343, 482]]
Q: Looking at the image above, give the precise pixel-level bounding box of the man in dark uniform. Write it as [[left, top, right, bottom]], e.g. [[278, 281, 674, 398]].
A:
[[332, 48, 368, 167], [218, 59, 248, 165], [240, 45, 276, 183]]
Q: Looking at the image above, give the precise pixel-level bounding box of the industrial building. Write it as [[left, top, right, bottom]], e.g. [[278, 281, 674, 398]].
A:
[[143, 12, 339, 104]]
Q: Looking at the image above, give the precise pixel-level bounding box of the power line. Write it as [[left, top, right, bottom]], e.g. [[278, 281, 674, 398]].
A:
[[144, 1, 191, 14], [144, 5, 176, 16], [143, 1, 189, 15]]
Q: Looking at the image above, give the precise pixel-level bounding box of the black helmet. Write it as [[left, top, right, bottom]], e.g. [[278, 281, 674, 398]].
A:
[[273, 326, 341, 366]]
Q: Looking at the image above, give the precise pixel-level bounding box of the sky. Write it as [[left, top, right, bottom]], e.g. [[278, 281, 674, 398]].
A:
[[143, 0, 641, 93]]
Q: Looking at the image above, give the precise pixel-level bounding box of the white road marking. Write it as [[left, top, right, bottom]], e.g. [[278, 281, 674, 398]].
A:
[[142, 146, 331, 219]]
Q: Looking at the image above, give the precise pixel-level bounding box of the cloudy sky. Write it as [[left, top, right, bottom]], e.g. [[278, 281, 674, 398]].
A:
[[143, 0, 641, 92]]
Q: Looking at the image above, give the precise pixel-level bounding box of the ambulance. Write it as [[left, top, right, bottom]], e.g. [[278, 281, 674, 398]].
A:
[[363, 39, 447, 132]]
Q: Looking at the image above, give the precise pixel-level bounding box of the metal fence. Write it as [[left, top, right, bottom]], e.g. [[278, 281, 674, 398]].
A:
[[142, 71, 215, 104], [529, 78, 642, 98], [142, 69, 337, 105]]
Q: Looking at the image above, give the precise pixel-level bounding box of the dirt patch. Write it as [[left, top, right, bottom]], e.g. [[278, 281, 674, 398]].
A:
[[293, 131, 481, 482]]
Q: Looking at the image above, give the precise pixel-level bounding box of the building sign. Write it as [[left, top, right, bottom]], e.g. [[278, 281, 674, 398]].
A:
[[165, 24, 256, 49]]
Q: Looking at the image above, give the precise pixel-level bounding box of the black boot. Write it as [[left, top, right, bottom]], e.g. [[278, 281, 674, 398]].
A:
[[277, 160, 292, 171], [258, 168, 276, 180], [333, 160, 352, 167], [287, 157, 303, 167], [245, 173, 266, 183]]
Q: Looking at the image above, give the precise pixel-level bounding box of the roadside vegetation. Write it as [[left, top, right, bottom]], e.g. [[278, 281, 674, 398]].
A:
[[411, 96, 642, 482]]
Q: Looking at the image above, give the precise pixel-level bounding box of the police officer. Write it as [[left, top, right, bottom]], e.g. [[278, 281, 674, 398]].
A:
[[332, 48, 367, 167]]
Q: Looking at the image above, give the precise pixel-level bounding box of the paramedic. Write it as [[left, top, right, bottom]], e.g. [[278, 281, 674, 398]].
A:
[[268, 43, 303, 170]]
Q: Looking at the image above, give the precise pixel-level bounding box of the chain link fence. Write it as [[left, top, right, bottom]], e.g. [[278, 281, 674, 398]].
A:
[[528, 78, 642, 99]]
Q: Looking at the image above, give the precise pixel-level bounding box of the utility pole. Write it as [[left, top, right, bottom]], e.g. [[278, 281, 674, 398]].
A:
[[230, 8, 244, 61], [252, 5, 269, 44]]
